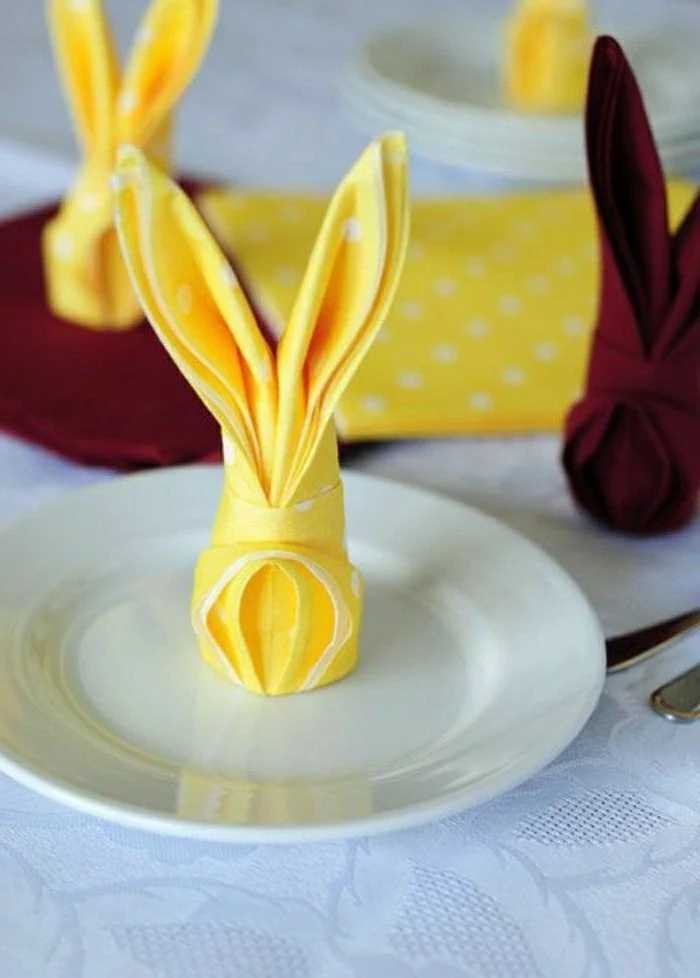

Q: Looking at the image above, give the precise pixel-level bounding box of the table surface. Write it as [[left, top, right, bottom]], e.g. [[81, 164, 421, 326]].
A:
[[1, 1, 700, 976]]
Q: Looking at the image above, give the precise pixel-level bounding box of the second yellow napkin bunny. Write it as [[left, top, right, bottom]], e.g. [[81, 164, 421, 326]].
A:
[[505, 0, 592, 113], [44, 0, 217, 329], [114, 134, 409, 695]]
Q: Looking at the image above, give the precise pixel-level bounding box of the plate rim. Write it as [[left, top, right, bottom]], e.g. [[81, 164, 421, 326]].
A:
[[0, 466, 606, 843]]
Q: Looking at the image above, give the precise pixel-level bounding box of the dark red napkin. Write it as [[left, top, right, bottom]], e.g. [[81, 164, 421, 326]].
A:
[[563, 36, 700, 534], [0, 178, 222, 469], [0, 183, 368, 470]]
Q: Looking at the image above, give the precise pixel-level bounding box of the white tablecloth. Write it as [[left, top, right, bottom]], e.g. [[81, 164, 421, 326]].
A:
[[1, 2, 700, 976]]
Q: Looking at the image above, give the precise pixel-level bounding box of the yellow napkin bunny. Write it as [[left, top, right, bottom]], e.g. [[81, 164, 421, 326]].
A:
[[44, 0, 217, 329], [504, 0, 592, 113], [114, 134, 409, 695]]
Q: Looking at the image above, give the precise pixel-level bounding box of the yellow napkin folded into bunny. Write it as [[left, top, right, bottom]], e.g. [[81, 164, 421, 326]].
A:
[[504, 0, 592, 113], [197, 180, 696, 439], [44, 0, 217, 329], [114, 134, 409, 695]]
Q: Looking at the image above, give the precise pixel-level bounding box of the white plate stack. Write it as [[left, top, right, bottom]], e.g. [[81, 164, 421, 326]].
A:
[[343, 15, 700, 182]]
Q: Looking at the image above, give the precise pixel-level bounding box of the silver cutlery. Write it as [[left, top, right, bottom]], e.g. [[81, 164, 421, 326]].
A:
[[651, 664, 700, 722], [606, 609, 700, 673]]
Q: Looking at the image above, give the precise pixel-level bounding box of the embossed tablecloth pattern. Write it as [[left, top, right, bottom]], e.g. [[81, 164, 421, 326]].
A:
[[0, 2, 699, 977]]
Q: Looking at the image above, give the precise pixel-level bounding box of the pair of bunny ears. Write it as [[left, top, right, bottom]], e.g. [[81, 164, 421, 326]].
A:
[[113, 133, 410, 506], [50, 0, 217, 157], [564, 36, 700, 533]]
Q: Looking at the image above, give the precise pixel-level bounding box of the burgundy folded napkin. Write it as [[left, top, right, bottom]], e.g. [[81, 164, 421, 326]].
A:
[[0, 183, 367, 470], [0, 179, 224, 469], [563, 36, 700, 534]]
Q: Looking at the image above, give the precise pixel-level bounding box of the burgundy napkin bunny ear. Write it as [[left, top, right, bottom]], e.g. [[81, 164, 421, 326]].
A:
[[562, 36, 700, 534]]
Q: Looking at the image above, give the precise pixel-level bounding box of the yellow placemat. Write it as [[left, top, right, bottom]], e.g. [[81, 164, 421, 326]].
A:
[[198, 181, 695, 440]]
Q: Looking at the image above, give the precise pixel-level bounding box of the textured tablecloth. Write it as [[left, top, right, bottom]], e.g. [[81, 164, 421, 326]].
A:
[[1, 2, 700, 976]]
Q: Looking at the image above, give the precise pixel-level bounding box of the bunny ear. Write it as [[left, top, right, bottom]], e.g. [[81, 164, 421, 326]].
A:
[[274, 133, 409, 499], [586, 36, 671, 337], [113, 146, 276, 481], [48, 0, 118, 160], [116, 0, 218, 148]]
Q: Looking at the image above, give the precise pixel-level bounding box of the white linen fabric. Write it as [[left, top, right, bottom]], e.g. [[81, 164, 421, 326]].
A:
[[0, 2, 699, 976]]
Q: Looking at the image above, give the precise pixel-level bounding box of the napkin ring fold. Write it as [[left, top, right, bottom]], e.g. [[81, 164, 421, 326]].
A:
[[193, 482, 363, 696]]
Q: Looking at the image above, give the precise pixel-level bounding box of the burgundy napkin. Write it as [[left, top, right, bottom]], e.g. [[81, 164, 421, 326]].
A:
[[0, 178, 222, 469], [563, 36, 700, 534], [0, 183, 367, 470]]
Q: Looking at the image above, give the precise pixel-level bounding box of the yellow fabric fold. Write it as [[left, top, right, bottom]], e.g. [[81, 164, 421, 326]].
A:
[[504, 0, 592, 113], [44, 0, 217, 330], [196, 180, 696, 439], [114, 135, 410, 695]]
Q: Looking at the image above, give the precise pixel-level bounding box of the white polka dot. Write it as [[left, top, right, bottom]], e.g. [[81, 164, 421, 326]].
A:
[[257, 360, 271, 382], [294, 499, 314, 512], [351, 570, 362, 597], [540, 201, 560, 220], [494, 243, 515, 261], [432, 344, 458, 364], [555, 256, 576, 276], [564, 315, 585, 335], [409, 241, 426, 260], [465, 318, 490, 338], [469, 392, 493, 411], [427, 220, 448, 237], [502, 366, 526, 385], [274, 266, 297, 285], [220, 264, 237, 288], [78, 193, 101, 212], [281, 203, 302, 222], [465, 257, 486, 277], [514, 220, 536, 241], [360, 396, 386, 412], [54, 233, 73, 258], [387, 149, 404, 166], [498, 295, 522, 315], [376, 326, 391, 344], [534, 341, 558, 361], [397, 371, 423, 389], [526, 275, 551, 294], [222, 439, 236, 467], [176, 283, 193, 313], [343, 217, 362, 242], [110, 173, 127, 194], [247, 224, 269, 243], [69, 0, 90, 9], [400, 301, 424, 320], [433, 277, 456, 298], [136, 24, 154, 46], [118, 90, 138, 113]]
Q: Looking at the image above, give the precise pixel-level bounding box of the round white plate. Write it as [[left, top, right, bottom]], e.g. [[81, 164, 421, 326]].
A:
[[345, 15, 700, 179], [0, 467, 605, 842]]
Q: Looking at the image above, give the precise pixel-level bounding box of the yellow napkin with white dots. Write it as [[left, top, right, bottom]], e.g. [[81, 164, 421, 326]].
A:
[[198, 180, 696, 440], [44, 0, 217, 330], [114, 134, 409, 696], [504, 0, 593, 113]]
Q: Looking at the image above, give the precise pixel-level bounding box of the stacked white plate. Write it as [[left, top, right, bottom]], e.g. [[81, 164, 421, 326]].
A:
[[343, 15, 700, 182]]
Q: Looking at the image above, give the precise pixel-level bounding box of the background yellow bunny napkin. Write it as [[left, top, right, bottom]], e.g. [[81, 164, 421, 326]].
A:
[[505, 0, 592, 113], [198, 180, 696, 440], [44, 0, 217, 329], [115, 135, 409, 696]]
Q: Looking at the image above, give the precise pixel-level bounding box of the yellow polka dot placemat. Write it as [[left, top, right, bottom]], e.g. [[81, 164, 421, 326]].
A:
[[198, 181, 695, 440]]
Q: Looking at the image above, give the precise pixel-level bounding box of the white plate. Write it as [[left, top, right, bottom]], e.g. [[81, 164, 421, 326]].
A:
[[345, 15, 700, 179], [345, 77, 700, 180], [0, 467, 604, 842]]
